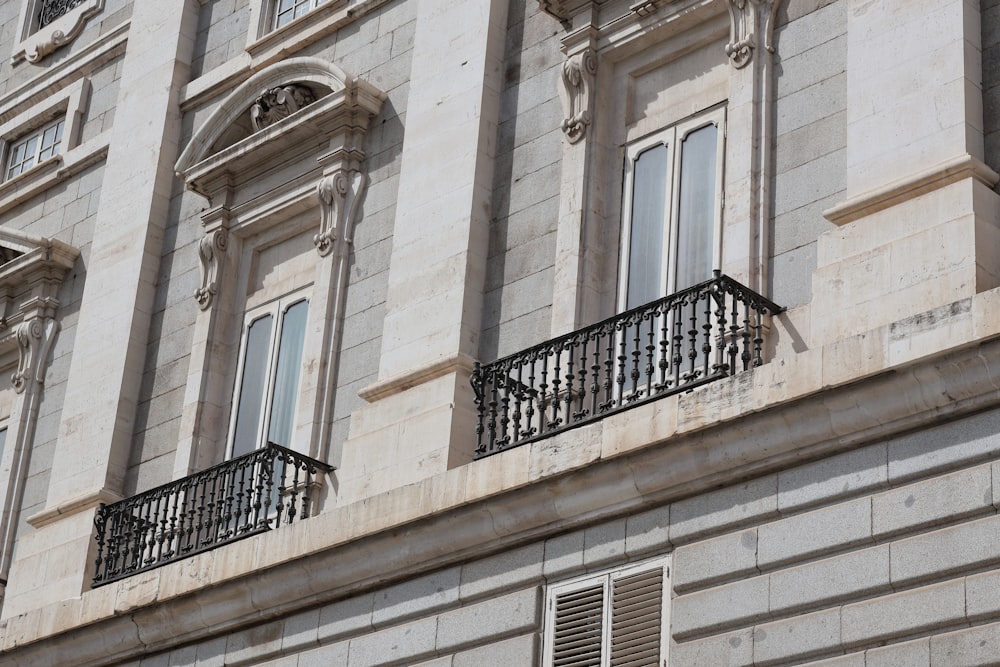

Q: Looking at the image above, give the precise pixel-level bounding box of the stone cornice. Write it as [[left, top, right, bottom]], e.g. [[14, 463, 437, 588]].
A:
[[8, 293, 1000, 664]]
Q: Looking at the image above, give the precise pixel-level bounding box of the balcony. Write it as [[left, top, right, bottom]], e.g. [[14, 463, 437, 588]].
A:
[[471, 272, 784, 458], [92, 444, 332, 587]]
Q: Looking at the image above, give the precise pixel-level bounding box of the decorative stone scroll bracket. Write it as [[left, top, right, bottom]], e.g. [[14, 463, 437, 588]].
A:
[[12, 316, 58, 394], [314, 167, 366, 257], [559, 48, 597, 144], [12, 0, 104, 65], [195, 227, 229, 310], [726, 0, 781, 69]]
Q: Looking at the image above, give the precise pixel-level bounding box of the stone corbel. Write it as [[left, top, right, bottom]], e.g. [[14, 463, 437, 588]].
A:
[[725, 0, 781, 69], [195, 227, 228, 310], [559, 48, 597, 144], [11, 317, 58, 394], [314, 168, 365, 257], [12, 0, 104, 65]]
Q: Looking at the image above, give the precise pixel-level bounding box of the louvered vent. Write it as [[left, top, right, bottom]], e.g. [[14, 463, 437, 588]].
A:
[[610, 567, 663, 666], [552, 583, 605, 667]]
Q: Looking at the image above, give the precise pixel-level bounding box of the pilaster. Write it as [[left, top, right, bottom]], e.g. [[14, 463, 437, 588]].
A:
[[0, 0, 200, 618], [340, 0, 510, 501]]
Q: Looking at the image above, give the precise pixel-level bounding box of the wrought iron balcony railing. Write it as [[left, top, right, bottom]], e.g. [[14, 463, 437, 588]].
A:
[[471, 272, 784, 458], [92, 444, 332, 587], [39, 0, 86, 28]]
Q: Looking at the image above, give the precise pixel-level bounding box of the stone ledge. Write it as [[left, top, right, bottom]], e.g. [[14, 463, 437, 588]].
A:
[[8, 312, 1000, 663]]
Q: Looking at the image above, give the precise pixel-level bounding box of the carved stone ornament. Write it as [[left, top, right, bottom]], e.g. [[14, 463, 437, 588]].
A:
[[314, 169, 365, 257], [15, 0, 103, 64], [726, 0, 781, 69], [558, 48, 597, 144], [12, 318, 57, 394], [250, 84, 317, 132], [195, 228, 228, 310]]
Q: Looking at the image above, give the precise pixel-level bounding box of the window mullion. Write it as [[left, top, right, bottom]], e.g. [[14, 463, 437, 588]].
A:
[[257, 300, 284, 449]]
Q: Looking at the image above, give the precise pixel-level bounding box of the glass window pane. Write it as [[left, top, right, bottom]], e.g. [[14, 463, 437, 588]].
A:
[[232, 314, 273, 458], [626, 143, 669, 309], [675, 124, 718, 290], [267, 300, 308, 448], [0, 428, 7, 465]]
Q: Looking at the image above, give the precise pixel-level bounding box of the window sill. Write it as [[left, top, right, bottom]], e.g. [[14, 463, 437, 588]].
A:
[[12, 0, 104, 65]]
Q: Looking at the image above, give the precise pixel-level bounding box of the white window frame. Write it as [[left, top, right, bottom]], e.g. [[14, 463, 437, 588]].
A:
[[4, 117, 64, 181], [272, 0, 329, 30], [617, 106, 726, 311], [542, 556, 671, 667], [227, 291, 310, 459]]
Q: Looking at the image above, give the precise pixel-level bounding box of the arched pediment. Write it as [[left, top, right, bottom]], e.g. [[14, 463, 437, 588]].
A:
[[175, 57, 385, 199]]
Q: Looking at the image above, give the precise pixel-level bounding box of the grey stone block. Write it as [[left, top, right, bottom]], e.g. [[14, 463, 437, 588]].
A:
[[372, 566, 461, 627], [891, 515, 1000, 586], [865, 637, 930, 667], [625, 504, 670, 557], [841, 580, 966, 647], [773, 148, 845, 217], [542, 529, 585, 579], [317, 593, 374, 643], [930, 621, 1000, 667], [673, 529, 758, 593], [299, 640, 350, 667], [346, 617, 438, 667], [777, 443, 886, 512], [669, 628, 753, 667], [194, 634, 226, 667], [671, 575, 771, 639], [775, 74, 846, 136], [583, 518, 627, 569], [436, 587, 541, 652], [670, 475, 778, 544], [281, 607, 320, 652], [452, 633, 539, 667], [752, 608, 841, 666], [966, 569, 1000, 620], [776, 0, 846, 59], [873, 464, 993, 538], [801, 655, 865, 667], [459, 542, 544, 601], [759, 497, 873, 568], [224, 622, 283, 665], [167, 643, 197, 667], [776, 33, 846, 99], [769, 545, 890, 614], [887, 407, 1000, 483], [410, 658, 452, 667]]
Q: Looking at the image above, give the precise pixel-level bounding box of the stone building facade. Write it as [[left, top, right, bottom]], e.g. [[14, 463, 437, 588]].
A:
[[0, 0, 998, 665]]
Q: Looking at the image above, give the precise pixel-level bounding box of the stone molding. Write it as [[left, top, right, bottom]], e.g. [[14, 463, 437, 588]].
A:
[[358, 352, 477, 403], [823, 154, 1000, 226], [11, 0, 104, 65], [558, 47, 597, 144]]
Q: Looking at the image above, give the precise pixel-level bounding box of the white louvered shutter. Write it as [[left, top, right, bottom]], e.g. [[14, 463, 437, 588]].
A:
[[544, 557, 669, 667], [551, 581, 606, 666], [609, 565, 664, 666]]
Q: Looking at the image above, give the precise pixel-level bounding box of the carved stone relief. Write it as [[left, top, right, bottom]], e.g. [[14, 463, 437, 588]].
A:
[[726, 0, 781, 69], [559, 48, 597, 144], [250, 84, 317, 132], [12, 317, 57, 394], [195, 227, 228, 310], [14, 0, 104, 64], [315, 169, 365, 257]]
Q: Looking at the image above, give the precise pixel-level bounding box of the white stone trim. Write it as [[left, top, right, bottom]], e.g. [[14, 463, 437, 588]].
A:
[[11, 0, 104, 65], [174, 57, 385, 473]]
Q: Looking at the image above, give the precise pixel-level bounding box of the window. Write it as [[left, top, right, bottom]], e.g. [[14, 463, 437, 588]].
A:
[[618, 108, 725, 310], [273, 0, 328, 29], [543, 557, 670, 667], [229, 295, 309, 458], [5, 118, 63, 181]]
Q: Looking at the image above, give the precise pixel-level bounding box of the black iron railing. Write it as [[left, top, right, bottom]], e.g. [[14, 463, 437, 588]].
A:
[[471, 272, 784, 458], [92, 444, 332, 586], [39, 0, 86, 28]]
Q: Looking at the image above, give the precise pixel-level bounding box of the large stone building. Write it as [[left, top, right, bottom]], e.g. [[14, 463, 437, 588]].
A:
[[0, 0, 997, 664]]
